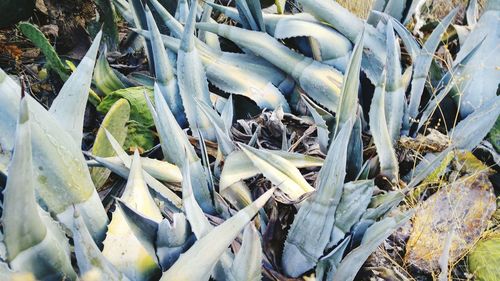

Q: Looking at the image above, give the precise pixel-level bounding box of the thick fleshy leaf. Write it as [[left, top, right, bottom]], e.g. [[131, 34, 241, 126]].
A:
[[175, 0, 189, 24], [270, 14, 352, 70], [18, 22, 69, 80], [196, 23, 343, 113], [334, 30, 364, 135], [468, 233, 500, 281], [220, 149, 323, 191], [112, 0, 134, 24], [148, 83, 215, 213], [0, 68, 108, 243], [3, 98, 77, 280], [282, 119, 353, 277], [330, 180, 374, 247], [333, 211, 412, 281], [160, 188, 275, 281], [90, 98, 130, 190], [117, 199, 195, 270], [417, 37, 485, 132], [93, 46, 126, 95], [221, 94, 234, 133], [196, 99, 235, 156], [235, 0, 265, 31], [156, 214, 196, 270], [49, 31, 102, 143], [135, 29, 291, 111], [181, 163, 236, 280], [453, 7, 500, 118], [102, 151, 162, 281], [208, 4, 352, 68], [181, 164, 213, 238], [115, 198, 159, 263], [198, 0, 221, 51], [384, 21, 405, 141], [452, 95, 500, 150], [72, 210, 129, 281], [129, 0, 154, 74], [369, 71, 399, 181], [230, 223, 262, 281], [466, 0, 479, 26], [144, 5, 185, 126], [298, 0, 386, 83], [102, 129, 183, 209], [316, 238, 350, 281], [239, 144, 314, 200], [405, 9, 458, 132], [177, 3, 215, 141], [302, 95, 330, 153]]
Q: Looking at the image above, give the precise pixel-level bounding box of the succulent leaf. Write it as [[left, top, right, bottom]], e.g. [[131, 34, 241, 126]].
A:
[[102, 151, 162, 281], [90, 98, 130, 190], [3, 98, 77, 280], [369, 70, 399, 181], [160, 188, 275, 281], [239, 144, 315, 200], [282, 118, 353, 277], [49, 31, 102, 144]]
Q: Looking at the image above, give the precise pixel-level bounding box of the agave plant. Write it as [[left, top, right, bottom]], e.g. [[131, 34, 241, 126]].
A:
[[0, 0, 498, 280]]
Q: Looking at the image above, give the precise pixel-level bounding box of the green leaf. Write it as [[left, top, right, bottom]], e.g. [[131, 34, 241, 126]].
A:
[[98, 86, 155, 127], [18, 22, 69, 80], [124, 121, 155, 152], [93, 47, 126, 95], [468, 233, 500, 281], [488, 116, 500, 151], [91, 98, 130, 190], [94, 0, 120, 50]]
